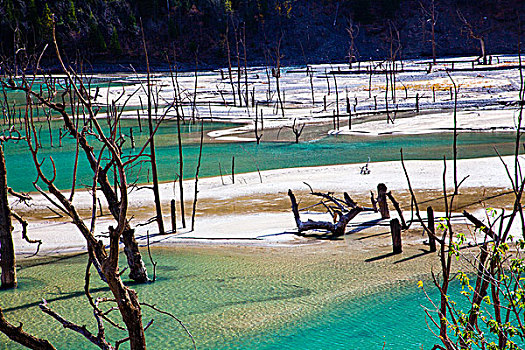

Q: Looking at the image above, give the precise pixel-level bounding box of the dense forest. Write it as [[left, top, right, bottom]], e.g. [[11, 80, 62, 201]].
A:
[[1, 0, 524, 69]]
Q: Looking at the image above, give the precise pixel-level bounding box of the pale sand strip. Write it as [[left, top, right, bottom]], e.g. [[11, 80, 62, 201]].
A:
[[11, 155, 522, 255]]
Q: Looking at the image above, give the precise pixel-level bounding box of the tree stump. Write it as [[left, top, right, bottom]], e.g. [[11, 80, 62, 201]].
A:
[[171, 199, 176, 233], [377, 183, 390, 219], [390, 218, 402, 254], [427, 206, 437, 252]]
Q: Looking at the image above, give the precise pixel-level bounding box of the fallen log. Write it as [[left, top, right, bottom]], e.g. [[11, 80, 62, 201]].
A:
[[288, 189, 362, 237]]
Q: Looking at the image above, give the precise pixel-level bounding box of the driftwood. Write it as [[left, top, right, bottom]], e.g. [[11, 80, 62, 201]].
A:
[[288, 189, 362, 237]]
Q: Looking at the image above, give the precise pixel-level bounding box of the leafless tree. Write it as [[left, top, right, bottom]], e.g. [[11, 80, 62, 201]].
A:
[[457, 10, 491, 65], [346, 19, 360, 68], [0, 28, 196, 350], [420, 0, 438, 65], [141, 23, 165, 235]]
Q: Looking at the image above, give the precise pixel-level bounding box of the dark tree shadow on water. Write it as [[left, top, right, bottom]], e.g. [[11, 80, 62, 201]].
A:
[[365, 249, 433, 263], [3, 285, 110, 312], [394, 249, 433, 264]]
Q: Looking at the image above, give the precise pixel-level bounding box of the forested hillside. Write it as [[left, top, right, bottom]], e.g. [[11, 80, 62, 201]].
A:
[[1, 0, 524, 69]]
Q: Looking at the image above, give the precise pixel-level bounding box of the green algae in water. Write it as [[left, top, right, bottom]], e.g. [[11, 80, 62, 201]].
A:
[[1, 248, 517, 350]]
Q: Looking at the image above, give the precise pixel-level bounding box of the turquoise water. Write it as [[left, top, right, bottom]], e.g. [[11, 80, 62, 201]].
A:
[[227, 284, 436, 350], [2, 118, 518, 192], [3, 248, 514, 350], [0, 250, 443, 350]]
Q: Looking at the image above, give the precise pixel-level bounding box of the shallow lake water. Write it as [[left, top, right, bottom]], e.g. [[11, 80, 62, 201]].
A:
[[2, 119, 518, 192], [0, 248, 450, 350], [2, 60, 524, 349]]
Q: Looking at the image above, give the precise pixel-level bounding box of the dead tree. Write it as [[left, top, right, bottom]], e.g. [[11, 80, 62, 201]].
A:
[[242, 23, 249, 107], [390, 218, 402, 253], [22, 76, 148, 349], [4, 32, 149, 282], [346, 19, 360, 68], [288, 189, 362, 237], [190, 121, 204, 231], [272, 37, 285, 119], [425, 206, 437, 251], [0, 130, 40, 290], [457, 10, 490, 65], [288, 119, 305, 143], [176, 112, 186, 229], [166, 55, 186, 229], [420, 0, 438, 65], [141, 24, 165, 235], [231, 16, 243, 107], [225, 21, 236, 105], [254, 105, 263, 144], [308, 67, 315, 106]]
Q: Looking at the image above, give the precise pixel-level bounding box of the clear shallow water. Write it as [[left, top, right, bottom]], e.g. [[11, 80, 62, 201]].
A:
[[2, 118, 518, 192], [0, 249, 434, 350], [0, 249, 517, 350], [226, 284, 435, 350]]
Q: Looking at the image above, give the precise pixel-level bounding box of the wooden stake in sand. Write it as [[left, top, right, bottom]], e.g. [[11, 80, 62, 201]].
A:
[[390, 218, 402, 254]]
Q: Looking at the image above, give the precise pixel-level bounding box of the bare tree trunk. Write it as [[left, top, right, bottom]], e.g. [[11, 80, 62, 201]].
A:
[[390, 218, 402, 253], [0, 145, 15, 289], [479, 37, 487, 65], [176, 114, 186, 228], [101, 241, 146, 350], [225, 22, 236, 106], [242, 23, 249, 108], [309, 67, 315, 106], [232, 18, 243, 107], [333, 75, 339, 124], [275, 70, 285, 119], [142, 31, 165, 235], [426, 206, 437, 252], [431, 1, 436, 65], [191, 55, 198, 122], [191, 121, 204, 231]]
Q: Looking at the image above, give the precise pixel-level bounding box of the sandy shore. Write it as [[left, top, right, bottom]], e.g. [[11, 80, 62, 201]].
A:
[[11, 54, 525, 256], [10, 154, 522, 256]]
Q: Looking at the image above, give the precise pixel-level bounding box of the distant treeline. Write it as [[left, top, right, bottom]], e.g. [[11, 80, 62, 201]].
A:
[[1, 0, 524, 68]]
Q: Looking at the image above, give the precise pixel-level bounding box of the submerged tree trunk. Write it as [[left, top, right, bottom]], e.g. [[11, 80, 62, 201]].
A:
[[0, 145, 15, 289]]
